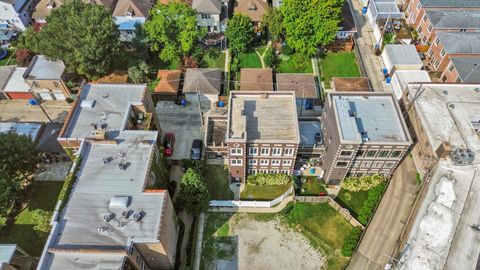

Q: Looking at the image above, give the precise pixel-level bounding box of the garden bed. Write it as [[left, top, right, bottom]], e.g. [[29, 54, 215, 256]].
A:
[[240, 183, 292, 200]]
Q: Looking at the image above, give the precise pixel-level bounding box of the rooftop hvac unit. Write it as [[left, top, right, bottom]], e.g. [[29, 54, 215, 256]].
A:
[[103, 213, 114, 223], [451, 148, 475, 165], [109, 196, 130, 209], [133, 211, 144, 222]]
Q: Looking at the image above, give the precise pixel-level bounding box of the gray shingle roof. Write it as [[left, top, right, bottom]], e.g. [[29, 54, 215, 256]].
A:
[[192, 0, 221, 14], [437, 32, 480, 54], [451, 57, 480, 83], [427, 10, 480, 29], [183, 68, 222, 95], [419, 0, 480, 8]]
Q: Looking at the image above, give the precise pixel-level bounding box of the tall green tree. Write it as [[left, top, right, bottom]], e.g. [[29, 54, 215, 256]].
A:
[[225, 14, 254, 54], [0, 170, 20, 217], [19, 0, 121, 80], [0, 132, 40, 178], [262, 7, 283, 42], [281, 0, 343, 56], [144, 2, 204, 62], [177, 168, 210, 215]]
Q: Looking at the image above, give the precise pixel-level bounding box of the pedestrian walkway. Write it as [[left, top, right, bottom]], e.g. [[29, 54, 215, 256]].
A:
[[209, 195, 294, 213]]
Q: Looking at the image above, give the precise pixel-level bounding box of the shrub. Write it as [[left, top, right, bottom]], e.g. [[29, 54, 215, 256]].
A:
[[358, 182, 386, 225], [263, 48, 276, 68], [15, 48, 34, 67], [31, 209, 53, 234], [282, 44, 293, 55], [342, 174, 386, 192], [341, 227, 362, 256], [128, 61, 150, 83], [247, 173, 290, 186]]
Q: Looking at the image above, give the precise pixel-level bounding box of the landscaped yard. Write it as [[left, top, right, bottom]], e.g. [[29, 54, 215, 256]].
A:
[[0, 48, 16, 66], [238, 50, 262, 68], [298, 177, 327, 196], [240, 183, 292, 200], [202, 51, 225, 69], [319, 52, 360, 88], [201, 203, 353, 270], [336, 188, 369, 218], [150, 57, 180, 70], [277, 53, 313, 73], [0, 181, 63, 256], [205, 165, 234, 200]]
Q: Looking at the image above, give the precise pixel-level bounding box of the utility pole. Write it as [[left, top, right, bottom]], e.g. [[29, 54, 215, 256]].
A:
[[28, 80, 54, 123]]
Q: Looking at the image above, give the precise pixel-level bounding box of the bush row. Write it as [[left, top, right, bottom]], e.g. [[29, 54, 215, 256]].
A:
[[358, 182, 386, 225], [342, 174, 385, 192], [247, 173, 291, 186], [341, 226, 363, 257]]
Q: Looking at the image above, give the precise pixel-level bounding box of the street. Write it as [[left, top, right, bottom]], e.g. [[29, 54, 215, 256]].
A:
[[348, 156, 418, 270]]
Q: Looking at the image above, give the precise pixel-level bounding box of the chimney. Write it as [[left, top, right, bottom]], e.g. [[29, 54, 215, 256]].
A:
[[436, 141, 452, 159]]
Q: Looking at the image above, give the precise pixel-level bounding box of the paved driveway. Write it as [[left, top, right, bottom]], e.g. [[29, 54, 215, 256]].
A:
[[156, 101, 205, 160]]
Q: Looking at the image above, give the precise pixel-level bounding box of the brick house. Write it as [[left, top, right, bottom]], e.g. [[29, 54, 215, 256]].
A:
[[226, 91, 299, 182], [321, 92, 412, 184]]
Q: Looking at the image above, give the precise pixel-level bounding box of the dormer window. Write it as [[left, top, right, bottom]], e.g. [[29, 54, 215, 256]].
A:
[[46, 0, 55, 9]]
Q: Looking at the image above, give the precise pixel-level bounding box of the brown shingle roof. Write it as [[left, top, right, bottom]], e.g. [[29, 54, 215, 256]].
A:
[[239, 68, 273, 92], [113, 0, 154, 17], [331, 77, 371, 92], [82, 0, 117, 10], [155, 70, 181, 94], [276, 73, 318, 99], [234, 0, 268, 22]]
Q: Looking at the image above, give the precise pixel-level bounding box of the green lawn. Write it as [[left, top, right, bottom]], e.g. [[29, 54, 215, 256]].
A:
[[277, 53, 313, 73], [150, 57, 180, 70], [299, 177, 327, 196], [205, 165, 234, 200], [0, 48, 16, 66], [319, 52, 360, 88], [202, 52, 225, 69], [0, 181, 63, 256], [336, 188, 369, 217], [240, 183, 292, 200], [201, 212, 235, 270], [238, 50, 262, 68]]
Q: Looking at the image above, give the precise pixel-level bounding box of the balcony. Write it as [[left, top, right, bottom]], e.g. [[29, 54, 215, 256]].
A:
[[127, 112, 153, 131]]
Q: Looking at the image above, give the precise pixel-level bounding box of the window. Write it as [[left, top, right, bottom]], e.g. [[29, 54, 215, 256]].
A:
[[433, 58, 440, 68], [384, 162, 395, 168], [248, 169, 257, 175], [340, 150, 353, 157], [248, 147, 258, 155], [377, 150, 390, 158], [259, 169, 268, 174], [356, 172, 365, 177], [284, 148, 294, 156], [440, 48, 446, 57], [434, 37, 439, 45], [260, 159, 269, 165], [456, 77, 462, 83], [336, 161, 348, 168], [366, 150, 377, 157], [427, 24, 433, 32], [201, 13, 211, 19], [231, 159, 242, 166], [355, 150, 365, 157], [272, 148, 282, 156], [360, 161, 372, 168], [390, 150, 402, 158], [416, 2, 421, 10], [248, 159, 257, 165], [422, 14, 427, 22], [281, 170, 290, 175], [271, 160, 280, 166], [428, 48, 434, 58], [417, 26, 422, 33], [448, 62, 454, 72], [270, 169, 279, 174], [230, 148, 242, 155], [282, 159, 292, 166], [351, 161, 360, 168], [372, 161, 384, 168], [261, 147, 270, 156]]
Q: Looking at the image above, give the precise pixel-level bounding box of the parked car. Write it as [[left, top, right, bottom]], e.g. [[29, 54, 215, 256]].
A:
[[190, 139, 202, 160], [163, 132, 175, 156]]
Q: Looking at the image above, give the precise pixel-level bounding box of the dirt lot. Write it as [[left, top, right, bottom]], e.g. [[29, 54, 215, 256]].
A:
[[201, 213, 325, 270]]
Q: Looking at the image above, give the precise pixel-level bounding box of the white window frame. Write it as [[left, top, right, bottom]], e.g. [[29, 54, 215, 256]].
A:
[[440, 48, 446, 57], [272, 148, 282, 156], [260, 147, 270, 156], [231, 159, 242, 166], [281, 170, 290, 175], [416, 2, 421, 10], [427, 24, 433, 33], [284, 148, 294, 156], [259, 169, 268, 174], [271, 160, 280, 166], [260, 159, 269, 166], [384, 162, 395, 168], [372, 161, 384, 168], [248, 147, 258, 156], [282, 159, 292, 166], [248, 169, 257, 175], [434, 37, 439, 45], [335, 161, 348, 168], [230, 148, 243, 156], [248, 159, 257, 165], [270, 169, 279, 174]]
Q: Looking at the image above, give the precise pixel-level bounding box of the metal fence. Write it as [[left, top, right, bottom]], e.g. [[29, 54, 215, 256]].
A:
[[210, 186, 294, 208]]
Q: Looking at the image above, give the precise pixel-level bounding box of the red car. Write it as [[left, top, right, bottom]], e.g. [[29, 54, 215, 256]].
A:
[[163, 132, 175, 156]]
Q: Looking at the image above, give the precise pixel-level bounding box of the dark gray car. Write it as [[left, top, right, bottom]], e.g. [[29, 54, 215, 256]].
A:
[[190, 139, 202, 160]]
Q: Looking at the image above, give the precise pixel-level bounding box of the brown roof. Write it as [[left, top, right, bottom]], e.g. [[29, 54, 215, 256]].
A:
[[82, 0, 117, 10], [234, 0, 269, 22], [276, 73, 318, 99], [155, 70, 181, 94], [32, 0, 63, 20], [112, 0, 154, 17], [94, 70, 128, 84], [331, 77, 371, 92], [159, 0, 192, 5], [239, 68, 273, 92], [183, 68, 222, 95]]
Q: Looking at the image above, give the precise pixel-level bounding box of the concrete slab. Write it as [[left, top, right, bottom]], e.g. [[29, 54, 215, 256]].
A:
[[35, 161, 72, 181], [156, 101, 205, 160]]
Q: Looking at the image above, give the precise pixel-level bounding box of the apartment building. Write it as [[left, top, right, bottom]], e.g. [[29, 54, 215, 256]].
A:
[[406, 0, 480, 28], [321, 92, 412, 184], [0, 0, 36, 31], [440, 57, 480, 83], [57, 83, 160, 151], [38, 137, 179, 270], [226, 91, 299, 182]]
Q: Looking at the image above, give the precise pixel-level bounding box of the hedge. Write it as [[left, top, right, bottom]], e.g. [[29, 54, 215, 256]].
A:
[[247, 173, 290, 186], [358, 182, 386, 225], [342, 174, 385, 192], [341, 226, 362, 256]]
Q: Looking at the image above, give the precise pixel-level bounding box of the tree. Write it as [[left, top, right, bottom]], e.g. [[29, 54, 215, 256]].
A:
[[341, 227, 362, 256], [0, 132, 40, 178], [144, 2, 204, 62], [281, 0, 343, 56], [19, 0, 121, 80], [225, 14, 254, 54], [342, 174, 386, 192], [177, 168, 210, 215], [262, 7, 283, 42], [32, 209, 53, 234], [0, 170, 20, 217], [128, 61, 150, 83], [15, 48, 34, 67]]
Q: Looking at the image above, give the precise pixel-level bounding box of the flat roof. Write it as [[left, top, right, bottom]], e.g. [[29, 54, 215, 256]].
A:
[[0, 65, 14, 90], [62, 83, 145, 139], [419, 0, 480, 8], [332, 93, 409, 143], [437, 32, 480, 54], [276, 73, 317, 99], [47, 252, 125, 270], [426, 10, 480, 30], [3, 67, 29, 93], [55, 140, 164, 248], [0, 122, 43, 142], [23, 55, 65, 80], [451, 57, 480, 83], [228, 92, 299, 142], [0, 245, 16, 264], [155, 70, 181, 94], [239, 68, 274, 92], [384, 44, 423, 66], [391, 70, 431, 99]]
